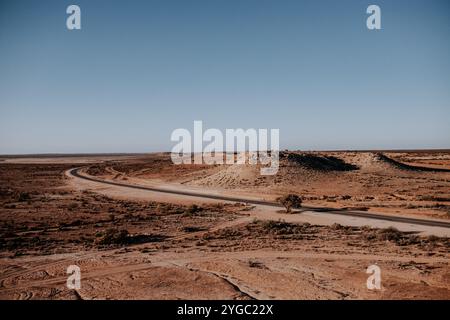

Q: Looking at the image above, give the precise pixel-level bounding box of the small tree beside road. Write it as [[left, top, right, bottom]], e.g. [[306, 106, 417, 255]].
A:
[[276, 194, 302, 213]]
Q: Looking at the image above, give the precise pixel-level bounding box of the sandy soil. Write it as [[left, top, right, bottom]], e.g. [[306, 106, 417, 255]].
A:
[[0, 152, 449, 300]]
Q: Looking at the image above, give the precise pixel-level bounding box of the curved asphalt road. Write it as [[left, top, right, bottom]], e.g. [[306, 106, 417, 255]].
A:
[[69, 167, 450, 229]]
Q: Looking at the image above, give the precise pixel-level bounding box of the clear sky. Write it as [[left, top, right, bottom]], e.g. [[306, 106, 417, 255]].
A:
[[0, 0, 449, 154]]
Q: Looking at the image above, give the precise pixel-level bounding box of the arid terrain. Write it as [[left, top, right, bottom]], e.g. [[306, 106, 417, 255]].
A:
[[0, 150, 449, 299], [84, 151, 450, 220]]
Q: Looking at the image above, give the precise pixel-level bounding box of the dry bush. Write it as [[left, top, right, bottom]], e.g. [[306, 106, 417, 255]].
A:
[[17, 192, 31, 202], [97, 228, 129, 245], [182, 204, 204, 217], [181, 226, 204, 233], [259, 219, 311, 235], [248, 260, 265, 269], [376, 227, 402, 241]]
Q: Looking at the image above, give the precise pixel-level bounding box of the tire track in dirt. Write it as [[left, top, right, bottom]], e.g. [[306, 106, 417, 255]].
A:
[[168, 261, 257, 300], [0, 214, 251, 293], [2, 248, 448, 297]]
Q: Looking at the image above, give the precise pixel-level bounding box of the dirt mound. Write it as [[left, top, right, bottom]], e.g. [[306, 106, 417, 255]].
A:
[[185, 152, 358, 188], [375, 153, 450, 172], [282, 152, 358, 171], [333, 152, 450, 174]]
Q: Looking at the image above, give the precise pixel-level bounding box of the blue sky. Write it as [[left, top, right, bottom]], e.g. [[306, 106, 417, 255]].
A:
[[0, 0, 449, 154]]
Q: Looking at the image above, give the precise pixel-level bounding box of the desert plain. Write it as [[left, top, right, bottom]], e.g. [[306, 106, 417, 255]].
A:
[[0, 150, 449, 299]]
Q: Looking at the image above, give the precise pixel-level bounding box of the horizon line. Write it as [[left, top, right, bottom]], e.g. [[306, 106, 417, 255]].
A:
[[1, 148, 450, 158]]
